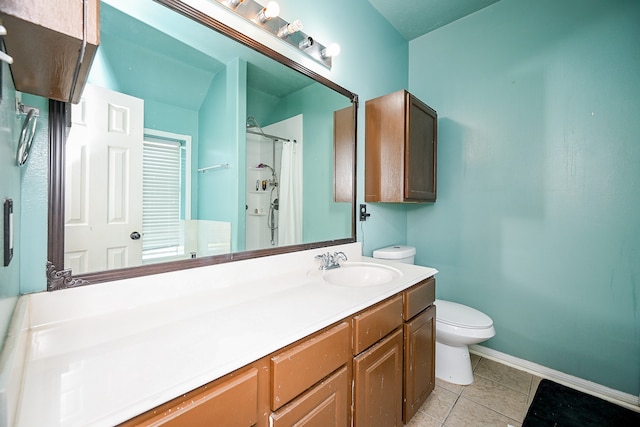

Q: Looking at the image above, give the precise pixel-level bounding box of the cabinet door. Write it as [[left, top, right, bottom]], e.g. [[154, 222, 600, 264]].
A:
[[353, 329, 403, 427], [405, 94, 437, 202], [270, 366, 350, 427], [403, 305, 436, 423], [334, 105, 356, 203]]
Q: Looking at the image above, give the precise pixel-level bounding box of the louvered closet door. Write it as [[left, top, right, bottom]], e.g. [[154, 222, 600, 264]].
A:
[[65, 83, 144, 273]]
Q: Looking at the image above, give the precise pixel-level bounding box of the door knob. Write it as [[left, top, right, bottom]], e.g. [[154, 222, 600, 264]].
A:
[[130, 231, 141, 240]]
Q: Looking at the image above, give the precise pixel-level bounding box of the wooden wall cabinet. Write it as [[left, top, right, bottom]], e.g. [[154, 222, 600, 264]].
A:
[[365, 90, 437, 203], [0, 0, 99, 103]]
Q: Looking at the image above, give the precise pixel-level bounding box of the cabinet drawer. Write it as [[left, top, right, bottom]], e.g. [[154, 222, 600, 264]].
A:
[[270, 366, 350, 427], [403, 277, 435, 321], [353, 294, 403, 355], [271, 321, 351, 411], [122, 367, 260, 427]]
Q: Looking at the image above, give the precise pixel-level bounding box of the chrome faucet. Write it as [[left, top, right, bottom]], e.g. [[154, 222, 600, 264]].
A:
[[315, 251, 348, 270]]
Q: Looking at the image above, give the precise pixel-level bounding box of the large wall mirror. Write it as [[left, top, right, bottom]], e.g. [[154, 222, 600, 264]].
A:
[[47, 0, 357, 290]]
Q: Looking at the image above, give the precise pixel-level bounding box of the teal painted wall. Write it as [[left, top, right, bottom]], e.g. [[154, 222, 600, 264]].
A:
[[265, 83, 352, 242], [246, 87, 279, 128], [18, 94, 48, 295], [408, 0, 640, 395], [271, 0, 409, 254], [143, 99, 200, 218], [0, 61, 22, 342], [197, 59, 247, 252]]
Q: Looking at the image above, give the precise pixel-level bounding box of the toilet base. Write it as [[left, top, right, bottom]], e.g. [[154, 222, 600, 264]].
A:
[[435, 341, 474, 385]]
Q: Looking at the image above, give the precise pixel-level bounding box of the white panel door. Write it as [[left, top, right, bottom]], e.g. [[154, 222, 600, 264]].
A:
[[65, 84, 144, 273]]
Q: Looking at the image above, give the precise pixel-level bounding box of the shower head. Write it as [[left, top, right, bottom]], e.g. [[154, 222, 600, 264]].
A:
[[257, 163, 275, 175]]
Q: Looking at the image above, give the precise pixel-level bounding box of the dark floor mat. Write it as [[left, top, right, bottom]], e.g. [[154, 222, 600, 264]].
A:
[[523, 379, 640, 426]]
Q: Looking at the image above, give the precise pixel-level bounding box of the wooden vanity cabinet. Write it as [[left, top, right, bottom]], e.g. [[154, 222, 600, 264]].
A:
[[365, 90, 437, 203], [402, 278, 436, 423], [121, 277, 437, 427], [119, 357, 271, 427], [0, 0, 99, 103], [352, 295, 404, 427]]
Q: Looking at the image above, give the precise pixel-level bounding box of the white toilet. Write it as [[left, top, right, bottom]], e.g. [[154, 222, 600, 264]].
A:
[[372, 245, 496, 385]]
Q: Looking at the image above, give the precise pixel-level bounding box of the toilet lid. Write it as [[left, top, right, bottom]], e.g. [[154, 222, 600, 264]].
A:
[[435, 300, 493, 329]]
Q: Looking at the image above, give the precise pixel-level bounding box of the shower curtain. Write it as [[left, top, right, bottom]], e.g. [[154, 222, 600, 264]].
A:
[[278, 140, 302, 245]]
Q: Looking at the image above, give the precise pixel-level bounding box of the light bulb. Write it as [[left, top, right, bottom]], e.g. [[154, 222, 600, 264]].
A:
[[228, 0, 244, 8], [277, 20, 303, 38], [257, 1, 280, 22], [321, 43, 341, 58]]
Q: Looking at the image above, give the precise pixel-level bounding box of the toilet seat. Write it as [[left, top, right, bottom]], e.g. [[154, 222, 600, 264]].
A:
[[435, 299, 493, 329]]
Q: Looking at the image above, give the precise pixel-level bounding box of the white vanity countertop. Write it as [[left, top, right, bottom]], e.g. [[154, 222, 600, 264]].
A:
[[5, 243, 437, 426]]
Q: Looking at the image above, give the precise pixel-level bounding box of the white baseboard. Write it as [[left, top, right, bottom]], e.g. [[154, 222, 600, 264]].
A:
[[470, 344, 640, 412]]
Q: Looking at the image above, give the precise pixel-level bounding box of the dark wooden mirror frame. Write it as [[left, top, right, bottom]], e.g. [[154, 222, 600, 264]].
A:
[[47, 0, 358, 290]]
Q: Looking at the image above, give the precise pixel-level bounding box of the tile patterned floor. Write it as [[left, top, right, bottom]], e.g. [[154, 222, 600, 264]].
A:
[[406, 354, 543, 427]]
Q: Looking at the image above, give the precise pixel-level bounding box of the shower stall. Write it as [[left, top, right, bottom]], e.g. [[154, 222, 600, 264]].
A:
[[245, 115, 303, 250]]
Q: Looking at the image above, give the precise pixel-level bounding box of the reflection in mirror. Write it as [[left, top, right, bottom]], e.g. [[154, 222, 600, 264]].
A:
[[48, 0, 357, 287]]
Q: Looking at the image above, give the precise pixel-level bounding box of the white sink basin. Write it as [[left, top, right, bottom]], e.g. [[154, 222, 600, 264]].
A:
[[309, 262, 402, 287]]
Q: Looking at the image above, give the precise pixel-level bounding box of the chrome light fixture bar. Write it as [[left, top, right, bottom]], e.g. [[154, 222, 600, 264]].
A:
[[216, 0, 339, 69]]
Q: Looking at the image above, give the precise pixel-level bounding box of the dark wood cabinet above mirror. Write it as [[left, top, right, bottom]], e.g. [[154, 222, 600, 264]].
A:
[[0, 0, 99, 103]]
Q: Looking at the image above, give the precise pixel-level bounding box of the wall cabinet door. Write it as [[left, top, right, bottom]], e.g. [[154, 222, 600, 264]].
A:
[[403, 305, 436, 422], [353, 329, 403, 427], [405, 95, 437, 201], [365, 90, 437, 203]]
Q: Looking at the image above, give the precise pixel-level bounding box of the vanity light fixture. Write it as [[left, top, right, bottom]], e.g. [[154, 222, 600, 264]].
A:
[[257, 1, 280, 23], [215, 0, 339, 69]]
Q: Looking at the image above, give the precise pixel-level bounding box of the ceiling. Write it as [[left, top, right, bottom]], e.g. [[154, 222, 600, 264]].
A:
[[367, 0, 502, 40]]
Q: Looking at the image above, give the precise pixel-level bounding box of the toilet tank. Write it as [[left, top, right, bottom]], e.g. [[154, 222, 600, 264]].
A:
[[372, 245, 416, 264]]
